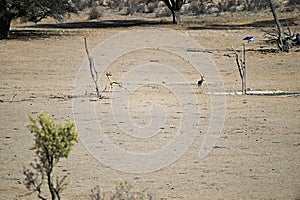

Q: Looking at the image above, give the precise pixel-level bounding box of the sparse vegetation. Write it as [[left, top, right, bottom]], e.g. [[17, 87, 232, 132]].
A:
[[23, 112, 78, 200], [0, 0, 299, 199], [91, 181, 153, 200], [1, 0, 298, 39]]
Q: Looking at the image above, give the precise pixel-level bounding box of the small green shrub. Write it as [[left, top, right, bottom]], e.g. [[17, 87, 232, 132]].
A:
[[23, 112, 78, 200]]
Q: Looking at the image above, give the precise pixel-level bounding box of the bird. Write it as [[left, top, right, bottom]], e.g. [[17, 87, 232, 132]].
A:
[[198, 74, 205, 88], [243, 36, 255, 42]]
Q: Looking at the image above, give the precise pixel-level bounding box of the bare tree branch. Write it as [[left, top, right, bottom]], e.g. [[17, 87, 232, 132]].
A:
[[23, 166, 47, 200], [231, 44, 243, 80], [84, 37, 102, 98], [54, 175, 68, 200]]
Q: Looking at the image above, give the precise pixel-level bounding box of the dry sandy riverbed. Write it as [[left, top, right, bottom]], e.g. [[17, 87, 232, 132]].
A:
[[0, 11, 299, 199]]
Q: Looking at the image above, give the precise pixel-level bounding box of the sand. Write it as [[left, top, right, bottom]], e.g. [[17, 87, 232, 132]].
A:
[[0, 11, 299, 199]]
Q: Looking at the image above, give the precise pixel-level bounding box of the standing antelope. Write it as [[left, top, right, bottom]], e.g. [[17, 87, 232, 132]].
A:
[[198, 74, 205, 88], [106, 72, 122, 89]]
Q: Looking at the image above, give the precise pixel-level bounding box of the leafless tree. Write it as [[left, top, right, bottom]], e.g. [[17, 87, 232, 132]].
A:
[[268, 0, 295, 52], [231, 43, 248, 94], [84, 38, 103, 98]]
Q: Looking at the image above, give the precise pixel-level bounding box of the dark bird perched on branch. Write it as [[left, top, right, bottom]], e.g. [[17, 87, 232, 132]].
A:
[[243, 36, 256, 42]]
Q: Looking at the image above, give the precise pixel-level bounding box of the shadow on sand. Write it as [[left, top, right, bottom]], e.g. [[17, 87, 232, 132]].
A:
[[9, 16, 299, 40], [187, 17, 298, 30], [9, 19, 168, 40], [25, 19, 168, 29]]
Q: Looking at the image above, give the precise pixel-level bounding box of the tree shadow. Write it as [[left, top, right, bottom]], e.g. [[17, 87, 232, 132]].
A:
[[187, 17, 298, 30], [245, 48, 280, 53], [9, 29, 78, 40], [9, 19, 168, 40], [9, 17, 298, 40], [26, 19, 168, 29]]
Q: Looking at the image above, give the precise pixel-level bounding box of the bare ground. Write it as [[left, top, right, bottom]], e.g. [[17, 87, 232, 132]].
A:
[[0, 11, 300, 199]]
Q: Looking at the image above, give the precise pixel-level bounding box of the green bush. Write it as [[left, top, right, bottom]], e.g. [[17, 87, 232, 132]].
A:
[[23, 112, 78, 200]]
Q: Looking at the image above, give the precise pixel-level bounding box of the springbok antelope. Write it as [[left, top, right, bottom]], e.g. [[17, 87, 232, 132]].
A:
[[106, 72, 122, 89], [198, 74, 205, 88]]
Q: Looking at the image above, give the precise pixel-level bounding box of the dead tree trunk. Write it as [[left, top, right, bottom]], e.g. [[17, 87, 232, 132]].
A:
[[232, 44, 247, 94], [84, 38, 102, 98], [268, 0, 289, 52], [242, 44, 246, 94]]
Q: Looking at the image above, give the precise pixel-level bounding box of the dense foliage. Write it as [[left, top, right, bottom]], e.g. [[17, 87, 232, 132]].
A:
[[0, 0, 80, 39]]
